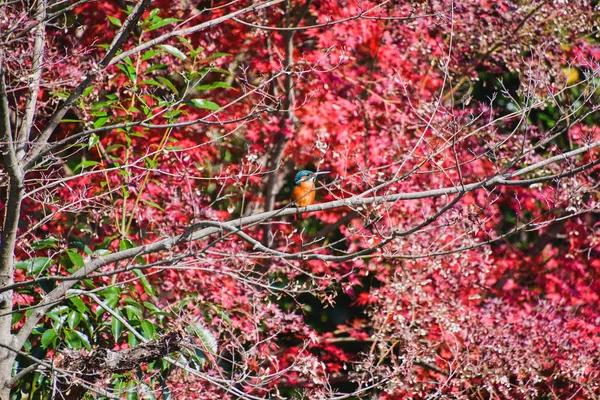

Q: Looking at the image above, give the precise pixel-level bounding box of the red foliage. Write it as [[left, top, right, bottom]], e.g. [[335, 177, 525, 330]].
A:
[[5, 0, 600, 398]]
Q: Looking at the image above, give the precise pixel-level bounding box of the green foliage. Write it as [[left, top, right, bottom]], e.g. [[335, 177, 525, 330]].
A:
[[11, 233, 182, 398]]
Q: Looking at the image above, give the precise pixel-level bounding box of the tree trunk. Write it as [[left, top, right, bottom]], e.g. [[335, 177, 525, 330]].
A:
[[0, 180, 23, 396], [1, 56, 25, 398]]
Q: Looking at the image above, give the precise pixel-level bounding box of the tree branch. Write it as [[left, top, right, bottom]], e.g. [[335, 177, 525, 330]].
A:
[[22, 0, 153, 168], [15, 0, 46, 160], [107, 0, 286, 67], [11, 138, 600, 351]]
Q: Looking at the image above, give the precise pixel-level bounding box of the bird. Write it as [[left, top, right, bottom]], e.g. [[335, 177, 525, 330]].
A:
[[291, 170, 329, 208]]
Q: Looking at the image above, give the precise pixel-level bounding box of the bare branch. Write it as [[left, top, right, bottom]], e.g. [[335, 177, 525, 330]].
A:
[[15, 0, 46, 160], [231, 1, 438, 31]]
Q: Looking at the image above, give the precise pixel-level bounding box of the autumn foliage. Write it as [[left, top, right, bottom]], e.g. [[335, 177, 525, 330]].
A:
[[1, 0, 600, 399]]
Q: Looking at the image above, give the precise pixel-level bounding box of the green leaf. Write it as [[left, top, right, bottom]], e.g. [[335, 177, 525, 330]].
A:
[[82, 85, 95, 98], [141, 49, 163, 61], [141, 320, 155, 339], [112, 313, 123, 341], [68, 311, 81, 329], [65, 249, 85, 268], [186, 99, 220, 110], [143, 301, 162, 314], [130, 131, 146, 138], [177, 36, 192, 50], [108, 15, 122, 27], [74, 160, 99, 173], [144, 64, 168, 73], [94, 116, 110, 129], [97, 292, 119, 318], [70, 296, 89, 314], [189, 323, 217, 354], [142, 200, 165, 212], [147, 18, 180, 31], [126, 387, 138, 400], [15, 257, 52, 275], [88, 133, 100, 149], [158, 44, 187, 60], [156, 76, 178, 93], [190, 347, 207, 368], [147, 8, 161, 19], [92, 249, 111, 257], [140, 104, 153, 117], [139, 383, 156, 400], [163, 110, 182, 120], [32, 237, 59, 250], [202, 67, 231, 75], [99, 286, 121, 308], [41, 329, 57, 349], [116, 63, 136, 82], [144, 157, 158, 169], [133, 268, 157, 296], [73, 330, 92, 350], [125, 304, 143, 321], [123, 56, 134, 68], [64, 329, 82, 349], [195, 81, 233, 91], [91, 102, 107, 111], [119, 238, 136, 251], [208, 304, 233, 326], [128, 331, 140, 348], [12, 312, 23, 326], [91, 110, 107, 117], [105, 144, 124, 152], [206, 52, 231, 60], [47, 305, 69, 325]]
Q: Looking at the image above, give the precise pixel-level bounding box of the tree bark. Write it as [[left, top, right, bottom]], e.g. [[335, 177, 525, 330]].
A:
[[0, 56, 24, 399]]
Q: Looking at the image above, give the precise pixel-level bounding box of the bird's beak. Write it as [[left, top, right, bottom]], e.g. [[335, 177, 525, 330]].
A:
[[313, 171, 330, 176]]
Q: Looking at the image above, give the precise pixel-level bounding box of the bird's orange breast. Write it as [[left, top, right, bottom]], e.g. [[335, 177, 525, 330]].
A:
[[292, 181, 316, 207]]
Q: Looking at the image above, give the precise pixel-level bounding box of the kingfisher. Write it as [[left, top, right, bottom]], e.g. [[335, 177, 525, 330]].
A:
[[291, 170, 329, 208]]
